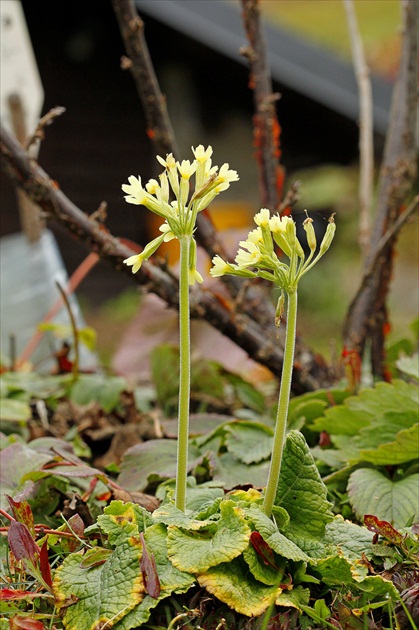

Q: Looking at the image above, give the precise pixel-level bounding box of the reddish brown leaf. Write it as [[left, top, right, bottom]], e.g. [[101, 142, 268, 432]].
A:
[[6, 496, 35, 537], [139, 532, 160, 599], [8, 521, 40, 563], [364, 514, 404, 545], [0, 589, 38, 600], [9, 616, 46, 629], [250, 531, 280, 570], [39, 540, 53, 589]]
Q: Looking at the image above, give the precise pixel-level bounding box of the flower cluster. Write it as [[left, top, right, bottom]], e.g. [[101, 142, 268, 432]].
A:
[[210, 208, 335, 321], [122, 145, 239, 284]]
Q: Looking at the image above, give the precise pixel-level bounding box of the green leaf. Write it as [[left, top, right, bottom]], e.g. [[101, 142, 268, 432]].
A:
[[0, 398, 31, 422], [212, 451, 270, 488], [118, 440, 205, 491], [246, 505, 310, 562], [348, 468, 419, 529], [0, 443, 53, 511], [69, 374, 127, 412], [116, 523, 195, 630], [98, 501, 153, 545], [197, 556, 281, 617], [155, 478, 224, 512], [323, 516, 374, 561], [396, 353, 419, 380], [359, 423, 419, 465], [224, 421, 273, 464], [167, 499, 251, 573], [288, 388, 350, 431], [225, 373, 266, 414], [242, 542, 285, 586], [276, 585, 310, 609], [275, 431, 334, 544], [53, 540, 145, 629]]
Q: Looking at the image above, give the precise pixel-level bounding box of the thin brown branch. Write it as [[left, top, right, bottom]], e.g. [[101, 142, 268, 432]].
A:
[[25, 106, 67, 151], [111, 0, 178, 157], [0, 123, 335, 393], [240, 0, 284, 211], [343, 0, 374, 258], [343, 0, 418, 378]]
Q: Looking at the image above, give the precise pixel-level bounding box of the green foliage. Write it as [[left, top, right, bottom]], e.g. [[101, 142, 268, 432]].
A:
[[306, 380, 419, 526]]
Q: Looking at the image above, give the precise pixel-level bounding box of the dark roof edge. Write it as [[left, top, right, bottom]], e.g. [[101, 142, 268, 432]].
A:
[[136, 0, 392, 135]]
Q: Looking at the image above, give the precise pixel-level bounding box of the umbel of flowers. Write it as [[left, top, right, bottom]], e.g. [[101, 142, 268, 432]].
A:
[[122, 146, 239, 512], [210, 208, 336, 516]]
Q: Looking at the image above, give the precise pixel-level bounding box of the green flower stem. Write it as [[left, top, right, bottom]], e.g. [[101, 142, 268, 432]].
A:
[[175, 235, 191, 512], [263, 288, 298, 517]]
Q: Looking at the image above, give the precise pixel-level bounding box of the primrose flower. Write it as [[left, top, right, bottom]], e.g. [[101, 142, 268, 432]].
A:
[[235, 240, 262, 267], [254, 208, 271, 227], [210, 255, 232, 277], [122, 175, 147, 205], [122, 145, 239, 284], [210, 208, 336, 293]]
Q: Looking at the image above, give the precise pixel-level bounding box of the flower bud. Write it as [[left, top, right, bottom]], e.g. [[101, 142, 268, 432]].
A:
[[275, 292, 285, 327], [303, 214, 316, 252], [319, 214, 336, 254]]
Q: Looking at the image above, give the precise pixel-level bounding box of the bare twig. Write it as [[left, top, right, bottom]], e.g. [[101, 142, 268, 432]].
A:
[[55, 280, 80, 382], [240, 0, 284, 212], [0, 123, 335, 393], [343, 0, 374, 258], [111, 0, 178, 157], [343, 0, 418, 378], [25, 106, 66, 151]]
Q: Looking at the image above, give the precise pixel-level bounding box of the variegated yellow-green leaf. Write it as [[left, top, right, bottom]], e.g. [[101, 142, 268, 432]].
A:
[[97, 500, 153, 545], [197, 556, 281, 617], [53, 540, 145, 630], [167, 499, 250, 573], [114, 523, 195, 630]]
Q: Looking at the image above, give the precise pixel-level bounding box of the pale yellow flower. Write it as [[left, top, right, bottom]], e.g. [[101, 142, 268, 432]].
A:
[[210, 255, 231, 277], [123, 254, 143, 274], [254, 208, 271, 227], [235, 241, 262, 267]]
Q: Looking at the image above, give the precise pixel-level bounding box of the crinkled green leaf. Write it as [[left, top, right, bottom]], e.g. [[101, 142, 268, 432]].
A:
[[312, 380, 418, 438], [197, 556, 281, 617], [359, 423, 419, 465], [167, 500, 251, 573], [153, 501, 214, 530], [117, 523, 195, 630], [246, 505, 310, 562], [275, 431, 334, 545], [224, 421, 273, 464], [348, 468, 419, 529], [323, 516, 374, 561], [314, 554, 398, 600], [97, 501, 153, 545], [288, 388, 350, 431], [0, 398, 31, 422], [155, 477, 224, 513], [212, 451, 270, 488], [118, 440, 204, 491], [53, 539, 145, 629]]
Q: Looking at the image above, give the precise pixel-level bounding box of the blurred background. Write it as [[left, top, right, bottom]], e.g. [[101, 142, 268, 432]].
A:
[[1, 0, 416, 371]]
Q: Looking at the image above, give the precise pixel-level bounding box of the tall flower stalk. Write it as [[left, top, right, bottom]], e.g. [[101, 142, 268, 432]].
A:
[[210, 209, 336, 517], [122, 146, 239, 511]]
